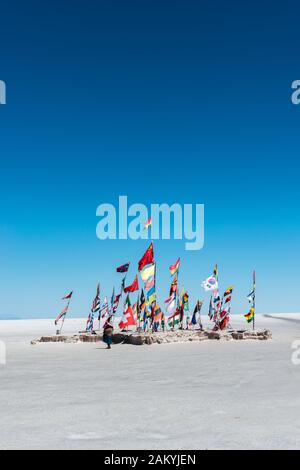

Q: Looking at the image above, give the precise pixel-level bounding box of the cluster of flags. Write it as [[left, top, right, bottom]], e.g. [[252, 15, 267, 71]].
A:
[[201, 265, 234, 330], [53, 242, 257, 335]]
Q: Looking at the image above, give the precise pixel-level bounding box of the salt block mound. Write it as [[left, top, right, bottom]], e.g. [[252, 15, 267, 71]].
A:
[[31, 329, 272, 345], [31, 333, 102, 345]]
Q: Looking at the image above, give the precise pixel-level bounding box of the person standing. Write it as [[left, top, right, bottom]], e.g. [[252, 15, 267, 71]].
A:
[[103, 316, 114, 349]]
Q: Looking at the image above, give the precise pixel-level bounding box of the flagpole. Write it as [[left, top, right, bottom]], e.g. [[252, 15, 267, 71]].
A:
[[98, 303, 101, 332], [253, 270, 256, 332], [137, 293, 140, 332]]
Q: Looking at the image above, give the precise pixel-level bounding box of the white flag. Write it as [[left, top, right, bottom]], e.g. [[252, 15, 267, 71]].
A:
[[201, 276, 218, 292]]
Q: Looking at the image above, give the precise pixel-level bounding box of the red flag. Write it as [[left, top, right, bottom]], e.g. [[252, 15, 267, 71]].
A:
[[138, 243, 154, 271], [62, 291, 73, 300], [119, 306, 136, 329], [124, 275, 139, 293]]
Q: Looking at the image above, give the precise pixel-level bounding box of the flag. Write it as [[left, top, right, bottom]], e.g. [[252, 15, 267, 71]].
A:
[[144, 218, 152, 230], [147, 285, 155, 298], [146, 289, 156, 305], [219, 316, 230, 330], [124, 293, 131, 306], [223, 286, 234, 297], [208, 295, 214, 320], [190, 305, 198, 326], [201, 276, 218, 291], [99, 296, 109, 319], [91, 283, 100, 312], [209, 289, 221, 322], [124, 275, 139, 293], [169, 257, 180, 276], [164, 295, 173, 304], [138, 243, 154, 271], [166, 294, 176, 315], [144, 275, 155, 290], [153, 304, 163, 323], [86, 312, 94, 332], [168, 309, 181, 328], [132, 302, 138, 321], [112, 293, 121, 313], [213, 264, 219, 278], [110, 287, 115, 308], [116, 262, 130, 273], [119, 305, 136, 330], [179, 287, 185, 307], [247, 290, 255, 303], [183, 292, 189, 311], [140, 263, 155, 282], [140, 289, 146, 311], [100, 297, 109, 311], [92, 298, 100, 313], [169, 277, 178, 296], [245, 271, 256, 325], [244, 307, 255, 323], [55, 305, 68, 325], [190, 300, 203, 326], [62, 291, 73, 300]]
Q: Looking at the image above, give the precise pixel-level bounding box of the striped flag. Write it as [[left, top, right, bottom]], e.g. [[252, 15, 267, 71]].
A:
[[91, 283, 100, 312], [169, 258, 180, 276], [144, 217, 152, 230], [168, 309, 181, 328], [144, 275, 155, 290], [99, 296, 109, 319], [55, 305, 69, 325], [86, 312, 94, 332], [140, 263, 155, 282]]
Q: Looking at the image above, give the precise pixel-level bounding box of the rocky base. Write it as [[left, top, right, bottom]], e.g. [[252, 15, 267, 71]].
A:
[[31, 329, 272, 345]]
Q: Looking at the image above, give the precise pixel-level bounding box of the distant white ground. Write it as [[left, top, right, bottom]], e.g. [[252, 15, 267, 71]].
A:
[[0, 314, 300, 450]]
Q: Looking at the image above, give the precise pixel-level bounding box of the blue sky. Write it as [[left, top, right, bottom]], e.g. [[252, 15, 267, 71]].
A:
[[0, 1, 300, 319]]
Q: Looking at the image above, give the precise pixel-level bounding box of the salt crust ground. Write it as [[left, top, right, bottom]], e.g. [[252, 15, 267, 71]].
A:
[[0, 313, 300, 450]]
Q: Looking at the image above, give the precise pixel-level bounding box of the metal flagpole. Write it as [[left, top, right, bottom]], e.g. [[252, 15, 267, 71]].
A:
[[253, 270, 256, 331]]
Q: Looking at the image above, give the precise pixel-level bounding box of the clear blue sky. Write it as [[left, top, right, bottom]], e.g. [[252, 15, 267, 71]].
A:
[[0, 1, 299, 319]]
